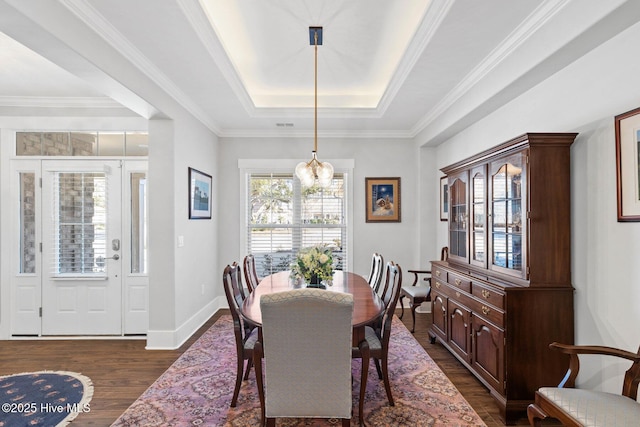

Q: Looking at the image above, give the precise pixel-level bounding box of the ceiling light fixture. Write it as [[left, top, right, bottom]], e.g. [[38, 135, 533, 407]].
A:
[[295, 26, 334, 188]]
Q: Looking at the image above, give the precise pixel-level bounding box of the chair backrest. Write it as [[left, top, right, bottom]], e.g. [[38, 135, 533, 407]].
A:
[[222, 263, 246, 335], [243, 254, 260, 293], [379, 262, 402, 343], [367, 252, 384, 294], [259, 288, 354, 419]]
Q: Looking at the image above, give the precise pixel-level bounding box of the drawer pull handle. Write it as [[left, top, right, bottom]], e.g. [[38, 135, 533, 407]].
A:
[[481, 289, 491, 299], [435, 270, 441, 277], [456, 291, 461, 298], [455, 279, 461, 286], [482, 305, 491, 315], [436, 282, 441, 289]]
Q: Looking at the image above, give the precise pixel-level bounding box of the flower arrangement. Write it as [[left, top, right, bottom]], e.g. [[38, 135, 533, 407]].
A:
[[290, 245, 334, 284]]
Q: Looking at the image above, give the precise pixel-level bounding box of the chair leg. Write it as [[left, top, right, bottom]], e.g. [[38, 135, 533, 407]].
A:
[[266, 418, 276, 427], [254, 342, 266, 427], [358, 340, 370, 427], [341, 418, 350, 427], [381, 354, 394, 407], [243, 357, 253, 380], [374, 358, 382, 380], [527, 403, 547, 427], [399, 295, 405, 319], [231, 351, 244, 407], [410, 302, 421, 333]]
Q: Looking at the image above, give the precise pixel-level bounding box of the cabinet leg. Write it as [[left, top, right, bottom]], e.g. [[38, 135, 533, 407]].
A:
[[428, 331, 437, 344]]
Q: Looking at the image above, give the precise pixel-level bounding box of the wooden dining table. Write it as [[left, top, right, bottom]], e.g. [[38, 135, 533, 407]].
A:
[[241, 270, 385, 346]]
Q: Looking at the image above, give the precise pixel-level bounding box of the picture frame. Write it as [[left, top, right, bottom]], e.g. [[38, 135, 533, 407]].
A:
[[365, 177, 401, 222], [440, 176, 449, 221], [188, 167, 212, 219], [615, 107, 640, 221]]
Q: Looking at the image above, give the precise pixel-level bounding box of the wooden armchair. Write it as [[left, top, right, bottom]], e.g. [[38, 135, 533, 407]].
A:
[[400, 246, 447, 332], [527, 342, 640, 427]]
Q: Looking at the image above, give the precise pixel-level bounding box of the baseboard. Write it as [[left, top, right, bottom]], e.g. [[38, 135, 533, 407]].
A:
[[145, 296, 226, 350]]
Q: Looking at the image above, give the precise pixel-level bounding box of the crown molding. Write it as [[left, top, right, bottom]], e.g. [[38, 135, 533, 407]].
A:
[[61, 0, 222, 134]]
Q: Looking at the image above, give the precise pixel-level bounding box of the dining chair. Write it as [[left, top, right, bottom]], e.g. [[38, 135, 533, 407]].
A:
[[366, 252, 384, 295], [243, 254, 260, 293], [253, 288, 354, 427], [222, 263, 259, 407], [527, 342, 640, 426], [400, 246, 448, 332], [353, 261, 402, 417]]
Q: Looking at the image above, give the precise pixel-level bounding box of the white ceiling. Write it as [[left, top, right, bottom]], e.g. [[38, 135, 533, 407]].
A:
[[1, 0, 638, 145]]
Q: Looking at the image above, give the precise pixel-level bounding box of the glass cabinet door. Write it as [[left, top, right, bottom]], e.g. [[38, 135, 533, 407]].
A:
[[490, 153, 525, 277], [448, 172, 468, 262], [470, 166, 486, 267]]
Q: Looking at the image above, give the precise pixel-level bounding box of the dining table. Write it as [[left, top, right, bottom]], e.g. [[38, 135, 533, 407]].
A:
[[241, 270, 385, 346], [241, 269, 385, 423]]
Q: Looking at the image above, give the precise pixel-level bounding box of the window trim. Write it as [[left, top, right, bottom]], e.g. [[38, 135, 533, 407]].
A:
[[239, 158, 354, 273]]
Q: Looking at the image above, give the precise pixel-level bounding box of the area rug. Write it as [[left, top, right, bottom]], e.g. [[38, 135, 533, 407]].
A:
[[0, 370, 93, 427], [112, 316, 486, 426]]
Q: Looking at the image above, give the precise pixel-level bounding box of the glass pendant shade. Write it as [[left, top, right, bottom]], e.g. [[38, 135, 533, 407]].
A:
[[295, 151, 332, 188]]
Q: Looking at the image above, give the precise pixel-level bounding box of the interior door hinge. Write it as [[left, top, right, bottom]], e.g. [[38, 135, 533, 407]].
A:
[[39, 177, 42, 188], [39, 242, 42, 253], [39, 307, 42, 317]]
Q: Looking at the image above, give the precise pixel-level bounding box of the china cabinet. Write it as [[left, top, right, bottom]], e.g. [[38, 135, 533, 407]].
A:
[[431, 133, 577, 424]]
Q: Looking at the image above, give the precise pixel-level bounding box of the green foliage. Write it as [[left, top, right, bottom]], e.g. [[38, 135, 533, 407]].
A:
[[290, 245, 334, 282]]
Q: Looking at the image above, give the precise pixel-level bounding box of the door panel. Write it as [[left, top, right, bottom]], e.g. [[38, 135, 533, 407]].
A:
[[41, 160, 122, 335]]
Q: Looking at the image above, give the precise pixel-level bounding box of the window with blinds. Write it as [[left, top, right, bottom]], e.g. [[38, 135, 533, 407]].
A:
[[247, 173, 347, 278], [51, 172, 108, 276]]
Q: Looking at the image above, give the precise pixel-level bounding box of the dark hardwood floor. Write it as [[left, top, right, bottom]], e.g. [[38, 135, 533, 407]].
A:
[[0, 310, 541, 426]]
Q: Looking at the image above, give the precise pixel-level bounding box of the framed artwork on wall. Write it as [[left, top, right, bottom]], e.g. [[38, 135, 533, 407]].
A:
[[188, 167, 212, 219], [615, 107, 640, 221], [365, 177, 401, 222], [440, 176, 449, 221]]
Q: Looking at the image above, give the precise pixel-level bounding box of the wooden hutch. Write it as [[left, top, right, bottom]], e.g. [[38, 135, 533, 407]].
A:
[[430, 133, 577, 424]]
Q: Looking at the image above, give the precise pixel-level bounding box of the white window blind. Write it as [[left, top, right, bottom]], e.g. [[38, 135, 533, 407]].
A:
[[51, 172, 108, 276], [247, 172, 347, 277]]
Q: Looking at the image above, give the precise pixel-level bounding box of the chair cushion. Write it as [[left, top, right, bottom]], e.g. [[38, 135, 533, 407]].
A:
[[538, 387, 640, 426], [364, 325, 382, 351], [401, 285, 430, 298], [244, 326, 259, 350]]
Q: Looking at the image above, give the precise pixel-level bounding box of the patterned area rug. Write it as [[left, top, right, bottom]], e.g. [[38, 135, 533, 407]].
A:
[[113, 316, 486, 426], [0, 371, 93, 427]]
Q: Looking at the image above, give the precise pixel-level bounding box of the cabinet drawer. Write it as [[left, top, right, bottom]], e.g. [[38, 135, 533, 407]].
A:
[[470, 300, 504, 326], [472, 282, 504, 309], [447, 272, 471, 293], [433, 267, 447, 283]]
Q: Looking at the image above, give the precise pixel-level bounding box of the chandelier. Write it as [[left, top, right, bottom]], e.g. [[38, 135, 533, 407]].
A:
[[295, 26, 334, 188]]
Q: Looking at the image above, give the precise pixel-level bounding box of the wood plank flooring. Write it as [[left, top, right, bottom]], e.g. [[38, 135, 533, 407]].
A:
[[0, 310, 540, 426]]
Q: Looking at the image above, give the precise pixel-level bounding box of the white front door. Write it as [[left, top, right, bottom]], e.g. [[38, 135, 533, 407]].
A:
[[41, 160, 123, 335]]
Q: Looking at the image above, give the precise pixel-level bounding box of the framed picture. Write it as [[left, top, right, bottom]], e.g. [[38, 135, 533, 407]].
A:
[[440, 176, 449, 221], [365, 177, 401, 222], [615, 107, 640, 221], [188, 167, 212, 219]]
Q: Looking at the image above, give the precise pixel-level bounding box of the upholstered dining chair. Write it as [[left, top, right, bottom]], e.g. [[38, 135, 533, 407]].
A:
[[400, 246, 448, 332], [243, 254, 260, 293], [222, 263, 259, 407], [527, 342, 640, 426], [253, 288, 354, 427], [366, 252, 384, 295], [353, 261, 402, 419]]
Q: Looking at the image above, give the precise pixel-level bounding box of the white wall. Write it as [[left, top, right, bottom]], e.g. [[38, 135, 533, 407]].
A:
[[146, 112, 220, 349], [432, 20, 640, 393], [217, 135, 431, 292]]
